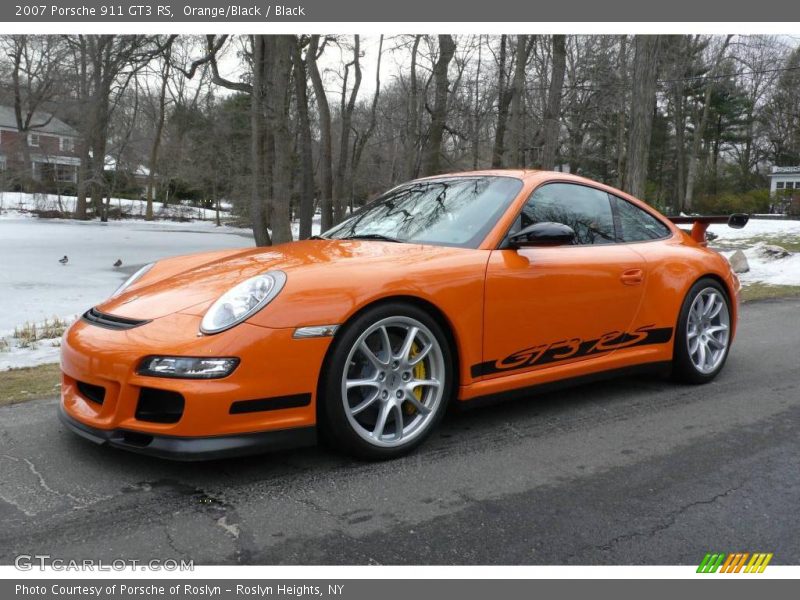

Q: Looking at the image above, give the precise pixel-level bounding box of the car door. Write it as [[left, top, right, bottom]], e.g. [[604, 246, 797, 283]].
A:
[[477, 182, 649, 380]]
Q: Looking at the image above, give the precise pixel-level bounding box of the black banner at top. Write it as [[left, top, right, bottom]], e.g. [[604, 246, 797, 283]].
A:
[[2, 0, 799, 22]]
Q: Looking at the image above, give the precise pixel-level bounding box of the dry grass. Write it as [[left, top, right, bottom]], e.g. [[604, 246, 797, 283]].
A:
[[0, 363, 61, 407], [740, 283, 800, 303], [11, 316, 69, 349]]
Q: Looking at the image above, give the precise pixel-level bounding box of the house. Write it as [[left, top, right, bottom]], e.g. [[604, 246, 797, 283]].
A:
[[768, 165, 800, 214], [768, 165, 800, 195], [0, 105, 80, 185]]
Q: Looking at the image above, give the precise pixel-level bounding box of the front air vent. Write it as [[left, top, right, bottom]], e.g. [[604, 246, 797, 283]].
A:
[[76, 381, 106, 405], [82, 307, 150, 331], [135, 388, 185, 424]]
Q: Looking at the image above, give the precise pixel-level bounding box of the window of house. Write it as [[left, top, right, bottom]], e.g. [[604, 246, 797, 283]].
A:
[[60, 137, 75, 152], [28, 133, 40, 147], [787, 182, 795, 190], [55, 165, 76, 183], [0, 156, 6, 171], [777, 182, 785, 189], [516, 183, 616, 245]]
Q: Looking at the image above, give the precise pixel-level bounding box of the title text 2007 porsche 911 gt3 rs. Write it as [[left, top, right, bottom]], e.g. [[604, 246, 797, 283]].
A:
[[59, 170, 748, 460]]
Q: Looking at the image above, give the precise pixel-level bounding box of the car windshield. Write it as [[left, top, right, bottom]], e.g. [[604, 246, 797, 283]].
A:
[[322, 176, 524, 248]]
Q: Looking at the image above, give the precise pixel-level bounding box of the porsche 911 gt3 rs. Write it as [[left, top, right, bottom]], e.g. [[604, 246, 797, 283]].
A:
[[59, 170, 747, 460]]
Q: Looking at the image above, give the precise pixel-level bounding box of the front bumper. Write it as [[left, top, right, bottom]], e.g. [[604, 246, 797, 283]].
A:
[[59, 403, 315, 461], [60, 312, 332, 459]]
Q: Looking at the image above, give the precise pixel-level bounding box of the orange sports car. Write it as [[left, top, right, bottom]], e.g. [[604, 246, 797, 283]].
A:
[[59, 170, 747, 460]]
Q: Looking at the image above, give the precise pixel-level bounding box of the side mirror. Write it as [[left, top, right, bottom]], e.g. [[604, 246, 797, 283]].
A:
[[508, 222, 576, 248], [728, 213, 749, 229]]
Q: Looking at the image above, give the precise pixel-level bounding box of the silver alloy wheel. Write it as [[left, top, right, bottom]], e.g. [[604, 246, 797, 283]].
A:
[[686, 287, 730, 375], [341, 316, 445, 448]]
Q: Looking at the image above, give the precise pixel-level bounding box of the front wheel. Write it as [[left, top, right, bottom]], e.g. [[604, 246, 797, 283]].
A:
[[672, 278, 732, 384], [319, 303, 453, 460]]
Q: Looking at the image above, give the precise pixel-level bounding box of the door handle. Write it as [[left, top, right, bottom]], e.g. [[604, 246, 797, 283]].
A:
[[620, 268, 644, 285]]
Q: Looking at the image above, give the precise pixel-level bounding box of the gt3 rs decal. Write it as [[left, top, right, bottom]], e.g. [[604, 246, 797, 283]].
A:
[[471, 325, 673, 378]]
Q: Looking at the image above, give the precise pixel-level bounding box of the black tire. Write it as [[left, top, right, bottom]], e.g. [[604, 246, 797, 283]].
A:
[[672, 277, 732, 384], [319, 302, 454, 460]]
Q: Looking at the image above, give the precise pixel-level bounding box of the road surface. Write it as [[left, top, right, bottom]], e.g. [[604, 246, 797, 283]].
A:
[[1, 298, 799, 565]]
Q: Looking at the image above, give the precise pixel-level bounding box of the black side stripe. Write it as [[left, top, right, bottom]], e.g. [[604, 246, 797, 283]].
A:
[[471, 326, 673, 378], [229, 393, 312, 414]]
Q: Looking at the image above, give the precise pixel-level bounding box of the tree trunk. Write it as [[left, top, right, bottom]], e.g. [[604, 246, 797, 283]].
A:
[[292, 37, 314, 240], [624, 35, 661, 200], [508, 35, 530, 168], [249, 35, 271, 246], [672, 37, 688, 213], [74, 37, 89, 220], [541, 35, 567, 170], [472, 35, 482, 170], [404, 35, 422, 179], [684, 35, 732, 211], [307, 35, 334, 231], [352, 36, 384, 187], [333, 35, 362, 224], [492, 35, 512, 168], [421, 35, 456, 177], [145, 56, 170, 221], [264, 35, 294, 245], [615, 36, 628, 189]]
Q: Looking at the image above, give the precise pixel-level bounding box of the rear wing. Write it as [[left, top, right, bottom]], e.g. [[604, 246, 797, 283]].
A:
[[667, 214, 749, 244]]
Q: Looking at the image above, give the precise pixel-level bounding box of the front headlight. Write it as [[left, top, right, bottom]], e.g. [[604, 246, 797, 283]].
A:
[[200, 270, 287, 334], [112, 262, 154, 297]]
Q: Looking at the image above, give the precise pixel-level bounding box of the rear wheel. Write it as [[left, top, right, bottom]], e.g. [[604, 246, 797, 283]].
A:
[[673, 278, 732, 384], [320, 303, 453, 459]]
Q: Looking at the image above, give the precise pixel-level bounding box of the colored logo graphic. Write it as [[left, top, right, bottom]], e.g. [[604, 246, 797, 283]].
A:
[[697, 552, 773, 573]]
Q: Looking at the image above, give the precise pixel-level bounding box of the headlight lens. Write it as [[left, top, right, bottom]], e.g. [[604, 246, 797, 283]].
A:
[[137, 356, 240, 379], [200, 270, 287, 334], [112, 262, 154, 297]]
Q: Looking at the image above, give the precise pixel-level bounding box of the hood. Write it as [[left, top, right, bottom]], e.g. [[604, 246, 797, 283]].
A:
[[96, 239, 452, 320]]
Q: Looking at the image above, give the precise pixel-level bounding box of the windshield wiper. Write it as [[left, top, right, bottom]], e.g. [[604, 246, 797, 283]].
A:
[[309, 234, 328, 240], [340, 233, 404, 243]]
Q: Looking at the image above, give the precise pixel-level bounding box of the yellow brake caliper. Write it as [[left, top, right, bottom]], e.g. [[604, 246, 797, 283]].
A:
[[404, 342, 426, 415]]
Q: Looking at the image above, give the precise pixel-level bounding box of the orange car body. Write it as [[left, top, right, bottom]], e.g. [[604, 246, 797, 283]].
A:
[[60, 170, 740, 459]]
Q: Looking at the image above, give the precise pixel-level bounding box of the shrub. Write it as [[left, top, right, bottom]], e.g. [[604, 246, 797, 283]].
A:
[[695, 190, 772, 215]]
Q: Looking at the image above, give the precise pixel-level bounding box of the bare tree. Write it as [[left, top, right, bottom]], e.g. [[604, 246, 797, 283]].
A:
[[540, 35, 566, 170], [306, 35, 333, 231], [625, 35, 661, 199], [421, 35, 456, 176], [333, 35, 362, 223], [292, 36, 314, 240], [491, 35, 512, 168], [683, 35, 733, 211], [145, 39, 173, 221], [2, 35, 66, 189], [508, 35, 532, 167]]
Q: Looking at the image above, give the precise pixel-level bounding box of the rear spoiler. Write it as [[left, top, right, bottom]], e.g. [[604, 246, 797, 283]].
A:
[[667, 214, 749, 244]]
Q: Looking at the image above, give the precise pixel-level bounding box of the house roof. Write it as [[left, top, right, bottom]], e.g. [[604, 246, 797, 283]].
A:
[[0, 105, 78, 137]]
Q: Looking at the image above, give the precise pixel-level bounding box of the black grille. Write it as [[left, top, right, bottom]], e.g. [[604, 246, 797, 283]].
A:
[[76, 381, 106, 405], [82, 307, 150, 331], [135, 388, 185, 424]]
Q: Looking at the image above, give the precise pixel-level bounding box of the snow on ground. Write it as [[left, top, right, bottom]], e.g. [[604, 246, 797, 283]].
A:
[[719, 243, 800, 287], [0, 339, 64, 371], [709, 218, 800, 287], [709, 218, 800, 242], [0, 190, 228, 222]]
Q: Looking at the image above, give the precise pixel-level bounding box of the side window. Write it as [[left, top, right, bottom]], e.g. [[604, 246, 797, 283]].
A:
[[610, 195, 670, 242], [519, 183, 616, 245]]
